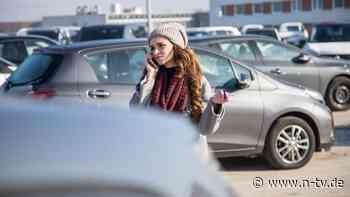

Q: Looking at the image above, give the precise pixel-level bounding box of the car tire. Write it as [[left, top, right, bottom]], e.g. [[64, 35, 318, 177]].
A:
[[264, 116, 316, 169], [326, 76, 350, 111]]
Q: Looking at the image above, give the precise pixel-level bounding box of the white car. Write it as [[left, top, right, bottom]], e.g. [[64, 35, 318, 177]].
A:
[[0, 99, 236, 197], [279, 22, 309, 47], [187, 26, 241, 37], [303, 24, 350, 60]]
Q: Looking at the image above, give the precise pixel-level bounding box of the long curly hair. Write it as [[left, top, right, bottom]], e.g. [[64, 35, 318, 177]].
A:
[[137, 45, 203, 123], [172, 45, 203, 123]]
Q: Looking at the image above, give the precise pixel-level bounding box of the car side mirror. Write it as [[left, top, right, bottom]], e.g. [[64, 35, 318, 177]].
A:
[[238, 73, 251, 89], [292, 53, 311, 64]]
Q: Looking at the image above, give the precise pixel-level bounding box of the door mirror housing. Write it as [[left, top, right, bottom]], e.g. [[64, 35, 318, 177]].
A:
[[238, 73, 251, 89], [292, 53, 311, 64]]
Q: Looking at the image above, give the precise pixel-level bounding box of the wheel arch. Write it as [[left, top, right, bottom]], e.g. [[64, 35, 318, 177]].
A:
[[264, 111, 321, 152]]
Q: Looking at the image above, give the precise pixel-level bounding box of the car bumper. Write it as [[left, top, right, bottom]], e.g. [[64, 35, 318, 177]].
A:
[[313, 103, 335, 152]]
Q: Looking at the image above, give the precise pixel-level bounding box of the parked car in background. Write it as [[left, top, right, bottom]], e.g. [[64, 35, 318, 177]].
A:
[[187, 26, 241, 37], [17, 26, 80, 45], [241, 24, 264, 34], [279, 22, 309, 47], [190, 35, 350, 111], [2, 39, 334, 169], [245, 27, 282, 41], [0, 35, 59, 67], [0, 99, 235, 197], [303, 23, 350, 60], [78, 24, 147, 42]]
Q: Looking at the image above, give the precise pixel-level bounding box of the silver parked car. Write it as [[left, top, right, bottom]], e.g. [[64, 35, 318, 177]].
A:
[[190, 35, 350, 111], [0, 98, 235, 197], [2, 39, 335, 169]]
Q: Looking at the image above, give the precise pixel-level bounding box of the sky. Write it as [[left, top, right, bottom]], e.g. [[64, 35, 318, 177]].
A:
[[0, 0, 209, 22]]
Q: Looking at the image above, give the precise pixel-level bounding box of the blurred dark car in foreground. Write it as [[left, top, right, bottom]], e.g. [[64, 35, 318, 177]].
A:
[[0, 99, 235, 197], [190, 35, 350, 111], [1, 39, 334, 169], [0, 35, 59, 66]]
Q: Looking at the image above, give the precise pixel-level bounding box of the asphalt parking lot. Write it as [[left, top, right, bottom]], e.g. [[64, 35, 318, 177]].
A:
[[220, 110, 350, 197]]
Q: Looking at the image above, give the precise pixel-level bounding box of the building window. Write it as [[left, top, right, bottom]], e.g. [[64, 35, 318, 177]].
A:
[[334, 0, 344, 8], [346, 0, 350, 8], [324, 0, 333, 9], [303, 0, 312, 10], [273, 1, 283, 12], [244, 4, 253, 15], [222, 5, 235, 16], [236, 4, 244, 15], [291, 0, 298, 11], [282, 1, 292, 13], [297, 0, 303, 10], [254, 3, 263, 13], [263, 2, 272, 14]]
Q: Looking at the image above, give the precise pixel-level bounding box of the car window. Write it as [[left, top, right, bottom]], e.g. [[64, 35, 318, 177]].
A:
[[0, 41, 28, 65], [85, 48, 145, 84], [256, 41, 299, 61], [9, 54, 63, 85], [311, 25, 350, 42], [24, 39, 51, 55], [215, 41, 256, 61], [0, 59, 13, 74], [80, 26, 124, 41], [194, 49, 237, 90]]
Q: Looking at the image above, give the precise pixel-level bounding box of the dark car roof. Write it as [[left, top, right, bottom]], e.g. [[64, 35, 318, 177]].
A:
[[0, 35, 59, 45], [40, 38, 147, 54]]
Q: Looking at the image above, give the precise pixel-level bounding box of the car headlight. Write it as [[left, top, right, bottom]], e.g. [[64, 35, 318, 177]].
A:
[[305, 89, 325, 104]]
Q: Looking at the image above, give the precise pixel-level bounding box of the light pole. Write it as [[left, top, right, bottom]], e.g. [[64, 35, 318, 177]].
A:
[[146, 0, 153, 33]]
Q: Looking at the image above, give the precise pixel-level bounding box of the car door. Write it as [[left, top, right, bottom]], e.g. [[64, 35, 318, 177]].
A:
[[79, 46, 145, 108], [194, 48, 263, 152], [252, 39, 320, 91]]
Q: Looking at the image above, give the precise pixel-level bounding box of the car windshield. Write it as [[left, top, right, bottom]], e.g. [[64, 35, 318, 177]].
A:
[[80, 26, 124, 41], [310, 24, 350, 42], [27, 30, 59, 40], [9, 53, 63, 85], [287, 26, 300, 32]]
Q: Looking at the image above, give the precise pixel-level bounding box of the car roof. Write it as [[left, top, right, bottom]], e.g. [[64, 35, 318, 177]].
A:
[[0, 35, 59, 44]]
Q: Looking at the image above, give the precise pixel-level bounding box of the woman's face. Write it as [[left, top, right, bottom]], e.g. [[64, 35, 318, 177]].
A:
[[149, 36, 175, 65]]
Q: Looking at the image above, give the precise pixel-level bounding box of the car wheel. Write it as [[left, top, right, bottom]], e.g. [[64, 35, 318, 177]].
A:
[[264, 116, 316, 169], [326, 76, 350, 111]]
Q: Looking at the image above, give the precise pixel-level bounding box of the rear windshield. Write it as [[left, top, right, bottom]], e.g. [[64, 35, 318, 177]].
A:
[[246, 30, 276, 39], [80, 26, 124, 41], [9, 53, 63, 85], [310, 24, 350, 42], [286, 26, 300, 32], [27, 30, 59, 40]]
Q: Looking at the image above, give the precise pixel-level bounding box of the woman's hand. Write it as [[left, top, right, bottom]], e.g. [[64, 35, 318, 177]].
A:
[[210, 89, 228, 104], [144, 53, 158, 81]]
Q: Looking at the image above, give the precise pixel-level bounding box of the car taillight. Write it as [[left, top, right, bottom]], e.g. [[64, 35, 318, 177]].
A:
[[30, 89, 56, 100]]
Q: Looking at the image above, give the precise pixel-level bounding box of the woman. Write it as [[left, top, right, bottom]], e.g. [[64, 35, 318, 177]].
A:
[[130, 23, 228, 156]]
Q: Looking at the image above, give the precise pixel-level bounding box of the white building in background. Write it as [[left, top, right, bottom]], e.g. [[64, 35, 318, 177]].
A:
[[210, 0, 350, 27]]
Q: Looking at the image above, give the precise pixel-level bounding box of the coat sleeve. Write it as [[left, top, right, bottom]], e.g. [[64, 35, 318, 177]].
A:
[[197, 76, 225, 135], [129, 77, 155, 107]]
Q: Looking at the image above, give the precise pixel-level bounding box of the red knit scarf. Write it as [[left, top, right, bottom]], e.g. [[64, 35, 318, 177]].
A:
[[150, 67, 189, 112]]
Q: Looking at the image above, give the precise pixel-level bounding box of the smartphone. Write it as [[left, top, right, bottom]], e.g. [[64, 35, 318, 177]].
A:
[[147, 57, 159, 68]]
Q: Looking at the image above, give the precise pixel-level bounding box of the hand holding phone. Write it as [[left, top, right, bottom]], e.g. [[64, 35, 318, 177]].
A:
[[144, 54, 158, 81]]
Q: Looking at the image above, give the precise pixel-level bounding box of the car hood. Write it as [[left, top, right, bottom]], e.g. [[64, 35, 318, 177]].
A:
[[305, 42, 350, 55]]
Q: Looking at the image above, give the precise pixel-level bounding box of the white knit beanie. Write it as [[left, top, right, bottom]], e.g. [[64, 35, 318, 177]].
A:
[[148, 23, 188, 49]]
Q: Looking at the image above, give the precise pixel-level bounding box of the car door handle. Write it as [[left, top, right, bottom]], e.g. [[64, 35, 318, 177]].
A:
[[87, 89, 111, 98], [270, 68, 285, 75]]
